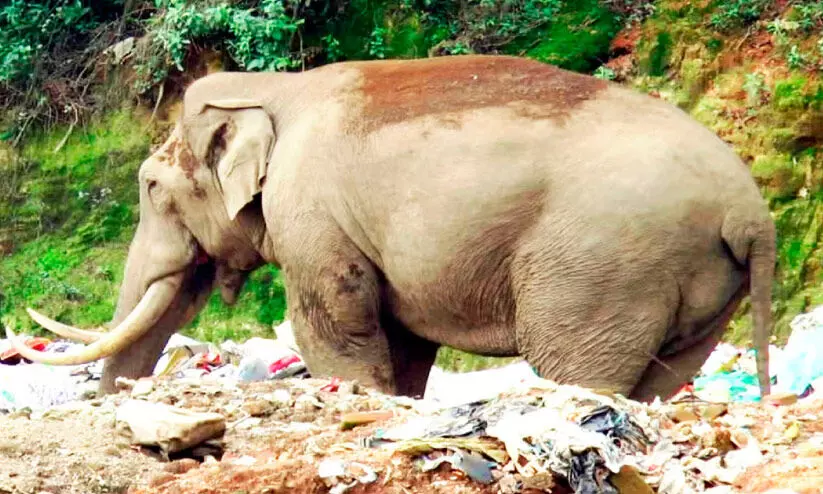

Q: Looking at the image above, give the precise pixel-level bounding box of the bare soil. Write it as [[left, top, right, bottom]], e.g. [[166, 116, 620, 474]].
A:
[[0, 377, 506, 494]]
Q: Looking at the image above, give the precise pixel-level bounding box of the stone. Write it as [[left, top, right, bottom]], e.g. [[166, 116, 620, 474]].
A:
[[699, 404, 728, 421], [669, 405, 699, 423], [115, 399, 226, 455], [131, 378, 155, 397], [699, 427, 734, 454], [337, 380, 361, 395], [763, 392, 798, 406], [242, 399, 275, 417], [164, 458, 200, 475], [520, 472, 555, 491]]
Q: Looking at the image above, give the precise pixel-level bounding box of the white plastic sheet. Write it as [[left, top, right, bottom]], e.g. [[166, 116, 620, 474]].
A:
[[773, 305, 823, 395]]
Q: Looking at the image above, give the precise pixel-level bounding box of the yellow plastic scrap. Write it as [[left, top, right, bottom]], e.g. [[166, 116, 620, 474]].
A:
[[610, 465, 654, 494], [783, 421, 801, 442], [155, 347, 194, 377], [718, 354, 740, 373]]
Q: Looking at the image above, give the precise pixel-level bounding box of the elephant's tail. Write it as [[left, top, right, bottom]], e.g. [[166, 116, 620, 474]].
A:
[[721, 208, 776, 398]]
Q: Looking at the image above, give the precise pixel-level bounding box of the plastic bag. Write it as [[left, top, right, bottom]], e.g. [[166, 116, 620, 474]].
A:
[[773, 306, 823, 396]]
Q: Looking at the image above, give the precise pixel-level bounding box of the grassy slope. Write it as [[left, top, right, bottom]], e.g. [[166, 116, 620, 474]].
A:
[[1, 0, 821, 373], [0, 109, 287, 343]]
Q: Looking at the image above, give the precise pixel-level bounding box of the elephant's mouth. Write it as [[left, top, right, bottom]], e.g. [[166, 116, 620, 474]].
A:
[[3, 249, 216, 366]]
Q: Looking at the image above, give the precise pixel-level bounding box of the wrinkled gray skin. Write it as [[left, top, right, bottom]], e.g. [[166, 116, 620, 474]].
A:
[[68, 55, 775, 400]]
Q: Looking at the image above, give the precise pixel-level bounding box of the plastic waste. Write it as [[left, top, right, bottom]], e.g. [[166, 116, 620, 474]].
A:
[[699, 343, 740, 376], [773, 305, 823, 396], [418, 449, 496, 484], [1, 336, 53, 364], [0, 362, 88, 412], [693, 369, 762, 403], [317, 457, 378, 493], [269, 354, 304, 378], [151, 329, 307, 382], [374, 382, 656, 493], [115, 399, 226, 456], [579, 405, 650, 451], [237, 355, 270, 382], [570, 450, 618, 494], [423, 360, 541, 407]]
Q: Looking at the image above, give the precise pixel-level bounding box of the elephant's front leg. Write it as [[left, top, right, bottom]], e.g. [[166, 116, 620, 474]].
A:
[[284, 249, 397, 394]]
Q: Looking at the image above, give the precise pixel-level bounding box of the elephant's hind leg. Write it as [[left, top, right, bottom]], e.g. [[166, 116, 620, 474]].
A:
[[514, 263, 679, 397], [629, 280, 748, 402]]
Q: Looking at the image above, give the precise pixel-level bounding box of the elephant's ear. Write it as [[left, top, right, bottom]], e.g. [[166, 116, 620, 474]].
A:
[[202, 98, 275, 221]]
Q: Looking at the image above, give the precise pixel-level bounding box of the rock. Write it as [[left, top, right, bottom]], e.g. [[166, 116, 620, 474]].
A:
[[700, 404, 728, 421], [103, 445, 121, 457], [242, 399, 274, 417], [295, 393, 323, 411], [520, 472, 555, 490], [164, 458, 200, 474], [699, 427, 734, 454], [115, 377, 136, 391], [763, 392, 798, 406], [669, 405, 700, 423], [270, 389, 291, 407], [131, 378, 155, 397], [115, 399, 226, 455]]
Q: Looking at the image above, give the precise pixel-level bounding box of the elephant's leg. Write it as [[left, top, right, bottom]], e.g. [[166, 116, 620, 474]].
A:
[[514, 264, 679, 397], [629, 281, 749, 402], [382, 312, 439, 398], [282, 235, 399, 394]]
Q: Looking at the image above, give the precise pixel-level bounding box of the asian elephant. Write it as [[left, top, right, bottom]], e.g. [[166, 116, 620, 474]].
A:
[[7, 55, 775, 401]]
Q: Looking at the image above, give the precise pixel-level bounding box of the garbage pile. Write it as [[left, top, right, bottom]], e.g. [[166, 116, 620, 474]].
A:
[[3, 307, 823, 493], [117, 371, 823, 494], [0, 321, 306, 412]]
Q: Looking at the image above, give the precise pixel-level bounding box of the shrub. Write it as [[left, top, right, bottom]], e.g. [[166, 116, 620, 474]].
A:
[[709, 0, 770, 31], [135, 0, 304, 93]]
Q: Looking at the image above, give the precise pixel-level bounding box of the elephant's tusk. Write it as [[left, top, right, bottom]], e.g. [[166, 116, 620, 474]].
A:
[[25, 308, 105, 344], [7, 280, 178, 366]]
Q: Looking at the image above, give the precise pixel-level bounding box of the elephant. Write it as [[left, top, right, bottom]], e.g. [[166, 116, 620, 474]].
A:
[[6, 54, 775, 401]]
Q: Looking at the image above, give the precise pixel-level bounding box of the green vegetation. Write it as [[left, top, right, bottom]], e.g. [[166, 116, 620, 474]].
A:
[[0, 0, 98, 84], [2, 0, 823, 371], [0, 109, 288, 340], [135, 0, 305, 93], [513, 0, 624, 72]]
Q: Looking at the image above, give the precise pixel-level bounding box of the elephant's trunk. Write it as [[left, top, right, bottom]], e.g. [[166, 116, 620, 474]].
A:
[[97, 257, 216, 394]]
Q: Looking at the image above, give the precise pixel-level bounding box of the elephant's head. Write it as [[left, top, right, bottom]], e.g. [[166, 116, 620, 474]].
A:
[[6, 77, 280, 394]]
